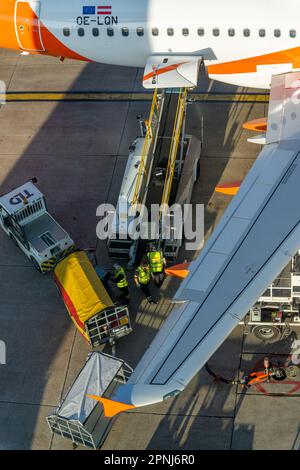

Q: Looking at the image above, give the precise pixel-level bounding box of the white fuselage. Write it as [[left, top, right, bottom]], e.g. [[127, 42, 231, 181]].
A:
[[39, 0, 300, 88], [1, 0, 300, 88]]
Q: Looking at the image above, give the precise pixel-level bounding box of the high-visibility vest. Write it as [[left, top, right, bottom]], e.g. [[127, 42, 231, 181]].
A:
[[136, 266, 151, 285], [114, 267, 128, 289], [147, 251, 164, 273]]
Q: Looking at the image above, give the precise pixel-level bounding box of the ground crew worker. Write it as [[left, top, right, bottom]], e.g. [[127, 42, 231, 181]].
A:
[[147, 244, 166, 287], [112, 263, 129, 301], [134, 258, 157, 304]]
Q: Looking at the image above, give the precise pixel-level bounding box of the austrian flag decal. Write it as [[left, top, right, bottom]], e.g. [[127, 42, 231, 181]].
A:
[[82, 5, 112, 15], [79, 4, 118, 25]]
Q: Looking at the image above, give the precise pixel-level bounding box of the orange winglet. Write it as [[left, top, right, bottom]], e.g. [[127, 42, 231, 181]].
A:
[[215, 181, 242, 196], [165, 262, 190, 279], [243, 117, 267, 133], [87, 395, 135, 418]]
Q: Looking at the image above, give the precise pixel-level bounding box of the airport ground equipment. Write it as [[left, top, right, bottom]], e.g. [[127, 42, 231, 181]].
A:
[[54, 251, 132, 348], [47, 352, 132, 449], [107, 88, 201, 264], [205, 357, 299, 395], [167, 254, 300, 343], [107, 89, 165, 261], [0, 180, 75, 273], [240, 251, 300, 342]]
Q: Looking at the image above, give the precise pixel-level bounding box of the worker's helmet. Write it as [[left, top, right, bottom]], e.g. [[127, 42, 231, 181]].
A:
[[114, 263, 121, 270]]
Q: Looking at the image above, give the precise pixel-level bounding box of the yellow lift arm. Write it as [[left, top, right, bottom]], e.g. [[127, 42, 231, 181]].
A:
[[131, 88, 160, 207]]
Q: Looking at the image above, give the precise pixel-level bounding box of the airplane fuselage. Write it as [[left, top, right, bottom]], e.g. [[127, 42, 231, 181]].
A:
[[1, 0, 300, 88]]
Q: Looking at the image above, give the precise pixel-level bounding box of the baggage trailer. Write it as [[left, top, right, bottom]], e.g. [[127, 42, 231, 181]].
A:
[[54, 251, 132, 347], [0, 180, 75, 273], [47, 352, 133, 449]]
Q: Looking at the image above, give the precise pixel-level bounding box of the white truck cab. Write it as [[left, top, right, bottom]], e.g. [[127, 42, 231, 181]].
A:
[[0, 181, 75, 273]]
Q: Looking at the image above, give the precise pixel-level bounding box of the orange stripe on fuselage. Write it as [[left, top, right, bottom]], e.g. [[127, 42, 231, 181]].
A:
[[208, 47, 300, 75], [0, 0, 90, 62], [40, 22, 91, 62], [144, 62, 187, 81]]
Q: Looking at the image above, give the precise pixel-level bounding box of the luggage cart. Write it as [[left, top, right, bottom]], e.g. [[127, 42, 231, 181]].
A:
[[54, 251, 132, 347], [47, 352, 132, 449]]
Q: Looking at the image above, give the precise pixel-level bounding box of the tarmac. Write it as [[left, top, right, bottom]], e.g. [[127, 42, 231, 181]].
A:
[[0, 48, 299, 450]]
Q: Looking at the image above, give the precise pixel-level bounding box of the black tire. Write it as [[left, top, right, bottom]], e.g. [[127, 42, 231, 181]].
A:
[[285, 365, 299, 380], [252, 325, 280, 343], [31, 257, 42, 273]]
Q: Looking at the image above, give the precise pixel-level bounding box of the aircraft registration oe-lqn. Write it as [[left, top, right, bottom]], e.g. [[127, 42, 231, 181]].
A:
[[2, 0, 300, 416]]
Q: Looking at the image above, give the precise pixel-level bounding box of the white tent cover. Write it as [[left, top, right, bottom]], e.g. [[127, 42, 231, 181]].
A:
[[56, 352, 123, 423]]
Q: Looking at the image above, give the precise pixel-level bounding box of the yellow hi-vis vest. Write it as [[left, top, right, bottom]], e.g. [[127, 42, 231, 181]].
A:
[[147, 251, 164, 273], [114, 266, 129, 288], [136, 266, 151, 285]]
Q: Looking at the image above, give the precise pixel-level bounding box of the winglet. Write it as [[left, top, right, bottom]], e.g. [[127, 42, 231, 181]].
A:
[[165, 262, 190, 279], [87, 395, 135, 418], [215, 181, 241, 196]]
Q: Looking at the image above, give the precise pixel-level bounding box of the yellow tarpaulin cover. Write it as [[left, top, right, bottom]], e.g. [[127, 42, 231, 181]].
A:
[[54, 251, 113, 324]]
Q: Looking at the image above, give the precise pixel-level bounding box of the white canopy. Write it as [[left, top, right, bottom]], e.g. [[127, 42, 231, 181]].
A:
[[56, 353, 123, 423]]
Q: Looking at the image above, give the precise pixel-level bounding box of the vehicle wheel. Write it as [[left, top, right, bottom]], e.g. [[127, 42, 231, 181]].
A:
[[252, 325, 281, 343], [31, 257, 42, 273], [286, 365, 299, 380]]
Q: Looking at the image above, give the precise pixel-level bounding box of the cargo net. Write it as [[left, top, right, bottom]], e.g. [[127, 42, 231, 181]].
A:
[[86, 305, 131, 347]]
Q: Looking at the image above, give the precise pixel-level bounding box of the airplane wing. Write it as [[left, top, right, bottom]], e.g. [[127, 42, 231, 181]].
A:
[[94, 71, 300, 415], [143, 55, 202, 89]]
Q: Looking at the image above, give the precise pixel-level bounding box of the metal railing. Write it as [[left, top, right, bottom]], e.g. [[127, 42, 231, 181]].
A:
[[131, 88, 160, 207]]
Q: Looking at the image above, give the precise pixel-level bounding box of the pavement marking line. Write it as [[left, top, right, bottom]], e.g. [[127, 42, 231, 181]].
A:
[[0, 92, 270, 103]]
